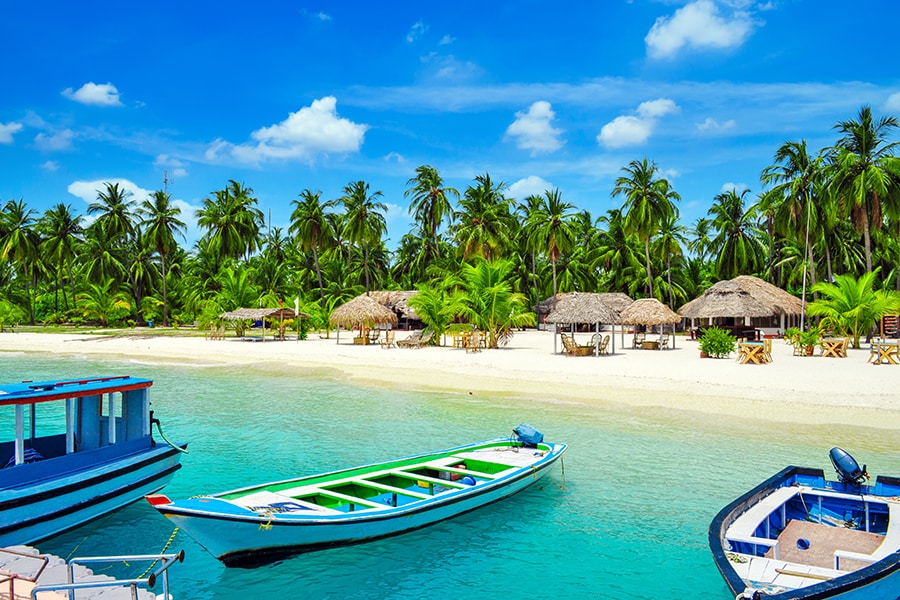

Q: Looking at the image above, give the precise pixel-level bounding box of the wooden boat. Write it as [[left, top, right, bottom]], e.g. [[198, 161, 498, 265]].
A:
[[709, 448, 900, 599], [148, 425, 566, 566], [0, 376, 186, 546]]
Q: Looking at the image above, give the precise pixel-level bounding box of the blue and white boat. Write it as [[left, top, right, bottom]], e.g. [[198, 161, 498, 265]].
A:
[[148, 425, 566, 567], [0, 375, 185, 546], [709, 448, 900, 599]]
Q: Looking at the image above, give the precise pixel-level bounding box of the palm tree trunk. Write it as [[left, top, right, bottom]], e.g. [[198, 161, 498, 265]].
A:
[[862, 212, 873, 273], [644, 239, 654, 298], [666, 255, 674, 308], [313, 246, 325, 304], [363, 244, 371, 293], [161, 252, 169, 327], [551, 260, 558, 297]]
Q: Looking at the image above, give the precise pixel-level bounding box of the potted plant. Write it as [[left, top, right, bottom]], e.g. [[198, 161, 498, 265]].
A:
[[698, 326, 736, 359], [793, 326, 822, 356]]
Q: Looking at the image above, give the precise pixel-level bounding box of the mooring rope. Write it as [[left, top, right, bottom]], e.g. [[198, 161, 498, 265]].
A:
[[137, 527, 180, 578], [154, 419, 188, 453]]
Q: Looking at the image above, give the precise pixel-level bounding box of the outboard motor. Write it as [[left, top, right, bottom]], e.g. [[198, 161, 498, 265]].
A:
[[514, 424, 544, 448], [829, 447, 868, 486]]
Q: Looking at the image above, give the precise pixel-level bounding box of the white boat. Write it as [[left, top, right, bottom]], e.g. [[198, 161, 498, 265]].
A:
[[709, 448, 900, 599], [148, 425, 566, 567], [0, 375, 186, 546]]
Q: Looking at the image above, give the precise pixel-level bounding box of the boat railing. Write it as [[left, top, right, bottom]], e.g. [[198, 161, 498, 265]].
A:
[[30, 549, 184, 600], [727, 533, 780, 560]]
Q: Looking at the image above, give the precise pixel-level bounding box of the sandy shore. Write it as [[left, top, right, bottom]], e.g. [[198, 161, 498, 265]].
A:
[[2, 329, 899, 432]]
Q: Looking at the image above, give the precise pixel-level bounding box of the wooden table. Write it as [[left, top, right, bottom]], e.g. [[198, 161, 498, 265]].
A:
[[820, 338, 847, 358], [640, 340, 659, 350], [870, 341, 899, 365], [738, 341, 767, 364]]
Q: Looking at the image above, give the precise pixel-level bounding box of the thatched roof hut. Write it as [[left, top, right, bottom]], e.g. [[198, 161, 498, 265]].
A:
[[220, 307, 310, 320], [597, 292, 635, 314], [730, 275, 803, 317], [329, 295, 399, 330], [364, 290, 421, 321], [545, 293, 621, 325], [678, 280, 774, 319], [536, 292, 632, 323], [619, 298, 680, 326]]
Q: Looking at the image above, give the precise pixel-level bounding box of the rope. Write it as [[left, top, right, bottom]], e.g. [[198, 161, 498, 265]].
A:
[[137, 527, 180, 579], [559, 457, 566, 490], [154, 419, 188, 454]]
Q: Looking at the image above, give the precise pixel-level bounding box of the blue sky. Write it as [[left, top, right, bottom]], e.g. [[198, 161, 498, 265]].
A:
[[3, 0, 899, 249]]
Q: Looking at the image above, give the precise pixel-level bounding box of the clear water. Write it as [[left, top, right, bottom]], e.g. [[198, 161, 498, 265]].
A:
[[1, 353, 896, 599]]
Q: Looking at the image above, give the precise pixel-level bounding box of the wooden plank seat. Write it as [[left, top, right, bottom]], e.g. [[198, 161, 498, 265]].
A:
[[352, 480, 431, 500]]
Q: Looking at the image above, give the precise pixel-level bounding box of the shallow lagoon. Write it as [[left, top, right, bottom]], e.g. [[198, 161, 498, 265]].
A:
[[2, 353, 896, 599]]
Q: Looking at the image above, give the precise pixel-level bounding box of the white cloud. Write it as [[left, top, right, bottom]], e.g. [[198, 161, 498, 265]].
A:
[[505, 101, 564, 155], [407, 21, 427, 43], [0, 121, 23, 143], [439, 35, 455, 45], [645, 0, 756, 60], [154, 154, 189, 179], [697, 117, 737, 131], [885, 92, 900, 113], [34, 129, 75, 151], [597, 98, 679, 149], [61, 82, 123, 107], [508, 176, 554, 200], [67, 179, 153, 206], [205, 97, 368, 165], [384, 152, 406, 164], [40, 160, 59, 171], [720, 182, 749, 194], [315, 12, 332, 21]]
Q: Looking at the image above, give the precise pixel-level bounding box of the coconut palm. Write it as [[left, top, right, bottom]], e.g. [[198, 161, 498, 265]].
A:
[[196, 180, 264, 264], [404, 165, 458, 261], [452, 173, 513, 261], [653, 212, 687, 307], [88, 182, 136, 243], [807, 271, 900, 348], [524, 188, 577, 297], [458, 258, 536, 348], [708, 189, 766, 279], [139, 190, 185, 327], [407, 278, 468, 346], [39, 203, 84, 313], [78, 278, 131, 326], [0, 199, 41, 324], [290, 189, 336, 303], [340, 180, 387, 294], [594, 209, 643, 293], [612, 159, 680, 298], [827, 106, 900, 273]]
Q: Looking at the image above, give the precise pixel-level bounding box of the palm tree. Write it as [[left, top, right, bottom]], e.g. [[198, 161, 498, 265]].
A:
[[407, 278, 468, 346], [290, 189, 336, 303], [653, 213, 687, 307], [341, 181, 387, 293], [38, 203, 83, 313], [708, 189, 766, 279], [78, 278, 131, 326], [88, 182, 135, 243], [196, 180, 264, 264], [0, 199, 41, 324], [807, 271, 900, 348], [827, 106, 900, 273], [452, 173, 513, 261], [459, 258, 536, 348], [612, 159, 680, 298], [139, 190, 185, 327], [404, 165, 458, 261], [524, 188, 577, 297], [594, 209, 643, 293]]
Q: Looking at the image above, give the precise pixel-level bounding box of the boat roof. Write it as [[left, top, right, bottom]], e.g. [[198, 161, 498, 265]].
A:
[[0, 376, 152, 406]]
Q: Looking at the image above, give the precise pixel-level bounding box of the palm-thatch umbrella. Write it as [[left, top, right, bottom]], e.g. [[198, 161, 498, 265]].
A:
[[731, 275, 803, 326], [365, 290, 421, 324], [545, 293, 621, 355], [619, 298, 682, 348], [329, 295, 399, 343]]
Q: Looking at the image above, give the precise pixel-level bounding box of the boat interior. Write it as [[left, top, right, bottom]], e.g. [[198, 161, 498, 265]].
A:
[[231, 446, 547, 516], [724, 482, 900, 590]]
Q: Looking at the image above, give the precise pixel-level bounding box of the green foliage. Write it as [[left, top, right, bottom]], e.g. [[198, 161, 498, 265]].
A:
[[792, 325, 822, 355], [698, 327, 736, 359], [77, 278, 132, 326], [0, 299, 25, 331], [407, 280, 467, 346], [807, 271, 900, 348], [458, 258, 536, 348]]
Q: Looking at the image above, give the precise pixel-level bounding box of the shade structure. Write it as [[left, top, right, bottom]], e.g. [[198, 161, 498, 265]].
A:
[[364, 290, 421, 321], [220, 307, 310, 320], [544, 293, 621, 325], [730, 275, 803, 317], [619, 298, 680, 326], [678, 280, 774, 319], [329, 295, 399, 330]]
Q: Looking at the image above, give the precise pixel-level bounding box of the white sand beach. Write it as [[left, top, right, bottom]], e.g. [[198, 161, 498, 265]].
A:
[[3, 329, 899, 433]]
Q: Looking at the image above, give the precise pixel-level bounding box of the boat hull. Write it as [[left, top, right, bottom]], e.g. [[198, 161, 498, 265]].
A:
[[0, 443, 183, 546], [709, 466, 900, 600], [154, 440, 566, 566]]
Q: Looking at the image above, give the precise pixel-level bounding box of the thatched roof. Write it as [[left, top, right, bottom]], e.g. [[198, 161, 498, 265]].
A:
[[536, 292, 633, 315], [329, 295, 399, 328], [619, 298, 681, 326], [220, 307, 310, 320], [364, 290, 421, 320], [545, 292, 621, 324], [731, 275, 803, 317], [678, 280, 775, 319]]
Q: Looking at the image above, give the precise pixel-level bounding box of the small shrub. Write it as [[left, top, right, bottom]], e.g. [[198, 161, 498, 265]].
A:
[[699, 326, 736, 358]]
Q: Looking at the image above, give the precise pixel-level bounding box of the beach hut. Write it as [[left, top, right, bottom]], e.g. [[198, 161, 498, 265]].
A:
[[678, 276, 802, 333], [220, 307, 311, 341], [329, 295, 399, 344], [363, 290, 422, 329], [618, 298, 682, 349], [545, 292, 622, 356], [536, 292, 633, 331]]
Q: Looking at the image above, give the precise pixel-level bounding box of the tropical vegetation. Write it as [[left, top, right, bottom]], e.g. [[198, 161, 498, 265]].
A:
[[2, 106, 900, 345]]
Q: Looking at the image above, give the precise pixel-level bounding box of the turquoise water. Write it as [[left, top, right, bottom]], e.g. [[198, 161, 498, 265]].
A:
[[2, 353, 897, 599]]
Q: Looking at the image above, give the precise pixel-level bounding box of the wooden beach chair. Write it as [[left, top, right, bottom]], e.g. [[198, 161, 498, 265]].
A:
[[632, 332, 645, 348], [380, 330, 395, 349], [466, 329, 482, 353]]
